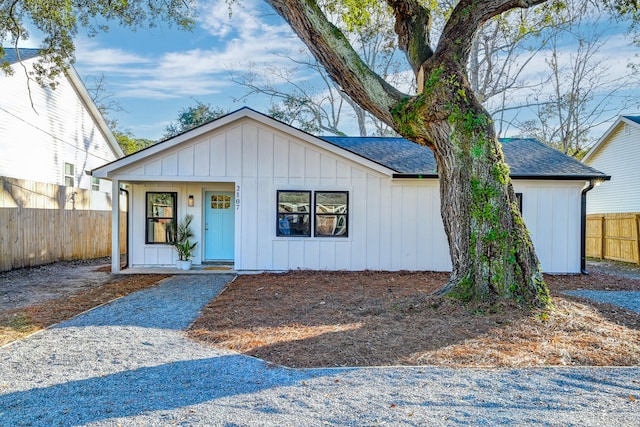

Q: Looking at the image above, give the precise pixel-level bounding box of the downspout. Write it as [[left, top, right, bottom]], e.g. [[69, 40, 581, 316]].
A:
[[119, 188, 129, 269], [580, 179, 596, 274]]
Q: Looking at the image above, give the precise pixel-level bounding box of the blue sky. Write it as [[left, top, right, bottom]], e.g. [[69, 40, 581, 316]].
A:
[[71, 0, 307, 140], [16, 1, 640, 141]]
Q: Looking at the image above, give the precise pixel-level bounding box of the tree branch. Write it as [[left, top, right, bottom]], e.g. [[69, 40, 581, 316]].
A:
[[437, 0, 547, 67], [264, 0, 405, 126], [385, 0, 433, 73]]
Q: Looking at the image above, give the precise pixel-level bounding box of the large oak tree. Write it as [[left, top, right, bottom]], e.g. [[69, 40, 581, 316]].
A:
[[3, 0, 637, 307], [262, 0, 553, 307]]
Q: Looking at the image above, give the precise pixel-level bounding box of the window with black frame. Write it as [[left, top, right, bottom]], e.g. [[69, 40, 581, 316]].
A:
[[277, 191, 311, 236], [146, 192, 177, 244], [315, 191, 348, 237]]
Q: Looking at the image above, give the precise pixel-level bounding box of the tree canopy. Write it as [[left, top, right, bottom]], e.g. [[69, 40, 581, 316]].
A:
[[162, 101, 228, 139]]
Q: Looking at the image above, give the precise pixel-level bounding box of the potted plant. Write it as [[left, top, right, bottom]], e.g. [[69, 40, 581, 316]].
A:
[[173, 214, 198, 270]]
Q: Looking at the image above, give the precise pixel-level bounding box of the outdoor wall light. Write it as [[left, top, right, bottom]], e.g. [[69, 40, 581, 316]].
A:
[[188, 195, 195, 207]]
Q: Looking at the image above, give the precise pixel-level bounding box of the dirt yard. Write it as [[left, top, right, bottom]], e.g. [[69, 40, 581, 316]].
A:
[[2, 259, 639, 369], [0, 259, 167, 346], [187, 269, 640, 368]]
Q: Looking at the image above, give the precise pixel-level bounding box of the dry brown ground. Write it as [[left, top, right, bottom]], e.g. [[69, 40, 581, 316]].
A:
[[0, 272, 168, 346], [187, 271, 640, 368]]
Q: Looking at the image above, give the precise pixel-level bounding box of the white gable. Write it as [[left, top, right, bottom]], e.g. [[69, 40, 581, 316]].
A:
[[95, 111, 394, 181], [584, 117, 640, 214]]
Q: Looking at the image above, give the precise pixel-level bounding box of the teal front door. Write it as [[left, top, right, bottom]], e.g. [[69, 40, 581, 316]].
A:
[[204, 191, 235, 260]]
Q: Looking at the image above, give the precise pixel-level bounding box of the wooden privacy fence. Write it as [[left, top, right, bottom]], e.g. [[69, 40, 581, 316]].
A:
[[586, 213, 640, 265], [0, 177, 126, 272]]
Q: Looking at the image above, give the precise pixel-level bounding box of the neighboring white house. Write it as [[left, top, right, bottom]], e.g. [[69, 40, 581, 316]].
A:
[[93, 108, 609, 274], [582, 115, 640, 214], [0, 48, 123, 191]]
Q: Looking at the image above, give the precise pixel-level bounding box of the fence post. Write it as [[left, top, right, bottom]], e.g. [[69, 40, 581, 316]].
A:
[[600, 215, 606, 260], [636, 214, 640, 265]]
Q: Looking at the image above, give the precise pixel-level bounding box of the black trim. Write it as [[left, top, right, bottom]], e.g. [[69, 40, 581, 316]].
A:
[[581, 180, 597, 274], [314, 191, 349, 238], [392, 174, 611, 180], [277, 190, 311, 237], [145, 192, 177, 244]]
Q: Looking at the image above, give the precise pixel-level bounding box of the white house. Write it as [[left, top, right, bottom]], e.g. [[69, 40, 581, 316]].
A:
[[582, 115, 640, 214], [0, 48, 123, 191], [93, 108, 609, 274]]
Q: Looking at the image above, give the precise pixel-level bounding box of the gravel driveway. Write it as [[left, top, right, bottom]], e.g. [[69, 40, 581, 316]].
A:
[[1, 274, 639, 426]]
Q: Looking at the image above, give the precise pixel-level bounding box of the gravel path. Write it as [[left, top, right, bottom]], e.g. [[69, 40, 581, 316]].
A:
[[1, 274, 639, 426], [573, 260, 640, 312], [564, 290, 640, 313]]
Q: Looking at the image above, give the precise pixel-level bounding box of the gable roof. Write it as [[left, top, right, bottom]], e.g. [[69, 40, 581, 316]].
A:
[[322, 136, 608, 180], [624, 116, 640, 125], [583, 115, 640, 163], [2, 47, 40, 64], [93, 107, 607, 181], [92, 107, 395, 177]]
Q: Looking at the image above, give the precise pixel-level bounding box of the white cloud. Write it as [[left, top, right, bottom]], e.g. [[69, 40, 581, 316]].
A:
[[198, 0, 293, 41], [73, 2, 307, 102]]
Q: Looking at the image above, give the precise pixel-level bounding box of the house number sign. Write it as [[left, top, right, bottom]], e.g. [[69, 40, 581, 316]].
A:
[[236, 185, 241, 210]]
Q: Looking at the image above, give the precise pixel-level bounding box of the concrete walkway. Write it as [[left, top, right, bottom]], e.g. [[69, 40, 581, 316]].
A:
[[1, 274, 639, 426]]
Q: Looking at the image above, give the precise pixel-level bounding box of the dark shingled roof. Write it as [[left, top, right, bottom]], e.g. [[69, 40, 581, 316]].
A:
[[2, 48, 40, 64], [623, 115, 640, 125], [321, 136, 608, 180]]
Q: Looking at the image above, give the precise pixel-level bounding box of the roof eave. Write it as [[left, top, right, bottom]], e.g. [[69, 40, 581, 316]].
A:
[[392, 174, 612, 181], [92, 107, 397, 178], [583, 115, 640, 163]]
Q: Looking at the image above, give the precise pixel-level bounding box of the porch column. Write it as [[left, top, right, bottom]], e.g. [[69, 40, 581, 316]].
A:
[[111, 178, 121, 273]]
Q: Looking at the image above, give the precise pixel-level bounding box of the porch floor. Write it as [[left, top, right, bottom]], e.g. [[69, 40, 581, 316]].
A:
[[118, 263, 236, 275]]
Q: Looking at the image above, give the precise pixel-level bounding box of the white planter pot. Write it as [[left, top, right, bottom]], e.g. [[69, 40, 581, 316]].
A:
[[176, 260, 192, 270]]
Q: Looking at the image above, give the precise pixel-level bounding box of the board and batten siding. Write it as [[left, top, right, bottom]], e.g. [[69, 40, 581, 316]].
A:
[[120, 119, 451, 271], [116, 118, 584, 273], [0, 57, 118, 191], [512, 180, 584, 273], [584, 123, 640, 214]]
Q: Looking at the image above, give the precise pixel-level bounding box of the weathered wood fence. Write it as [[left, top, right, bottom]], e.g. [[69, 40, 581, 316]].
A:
[[0, 177, 126, 272], [586, 213, 640, 265]]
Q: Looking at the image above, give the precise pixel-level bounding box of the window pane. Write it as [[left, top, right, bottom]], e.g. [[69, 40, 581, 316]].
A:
[[315, 192, 348, 237], [278, 191, 310, 213], [147, 193, 175, 218], [146, 192, 177, 244], [65, 162, 74, 175], [64, 176, 74, 187], [278, 213, 310, 236], [315, 192, 347, 213], [147, 218, 175, 243], [277, 191, 311, 237]]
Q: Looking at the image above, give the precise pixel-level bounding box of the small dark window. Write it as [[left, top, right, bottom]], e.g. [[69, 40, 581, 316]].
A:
[[515, 192, 523, 213], [315, 191, 348, 237], [277, 191, 311, 236], [146, 192, 177, 244]]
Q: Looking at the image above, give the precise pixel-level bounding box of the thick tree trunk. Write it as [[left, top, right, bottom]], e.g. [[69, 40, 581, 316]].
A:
[[393, 60, 550, 308], [265, 0, 552, 308]]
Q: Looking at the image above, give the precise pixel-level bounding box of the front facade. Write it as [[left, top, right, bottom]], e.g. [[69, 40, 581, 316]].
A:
[[93, 108, 608, 274], [0, 48, 123, 191], [582, 115, 640, 214]]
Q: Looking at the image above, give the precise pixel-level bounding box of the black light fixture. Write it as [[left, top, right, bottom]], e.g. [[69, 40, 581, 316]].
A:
[[188, 195, 195, 207]]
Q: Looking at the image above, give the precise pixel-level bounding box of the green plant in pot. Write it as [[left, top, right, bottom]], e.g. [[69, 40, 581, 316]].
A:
[[173, 214, 198, 270]]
